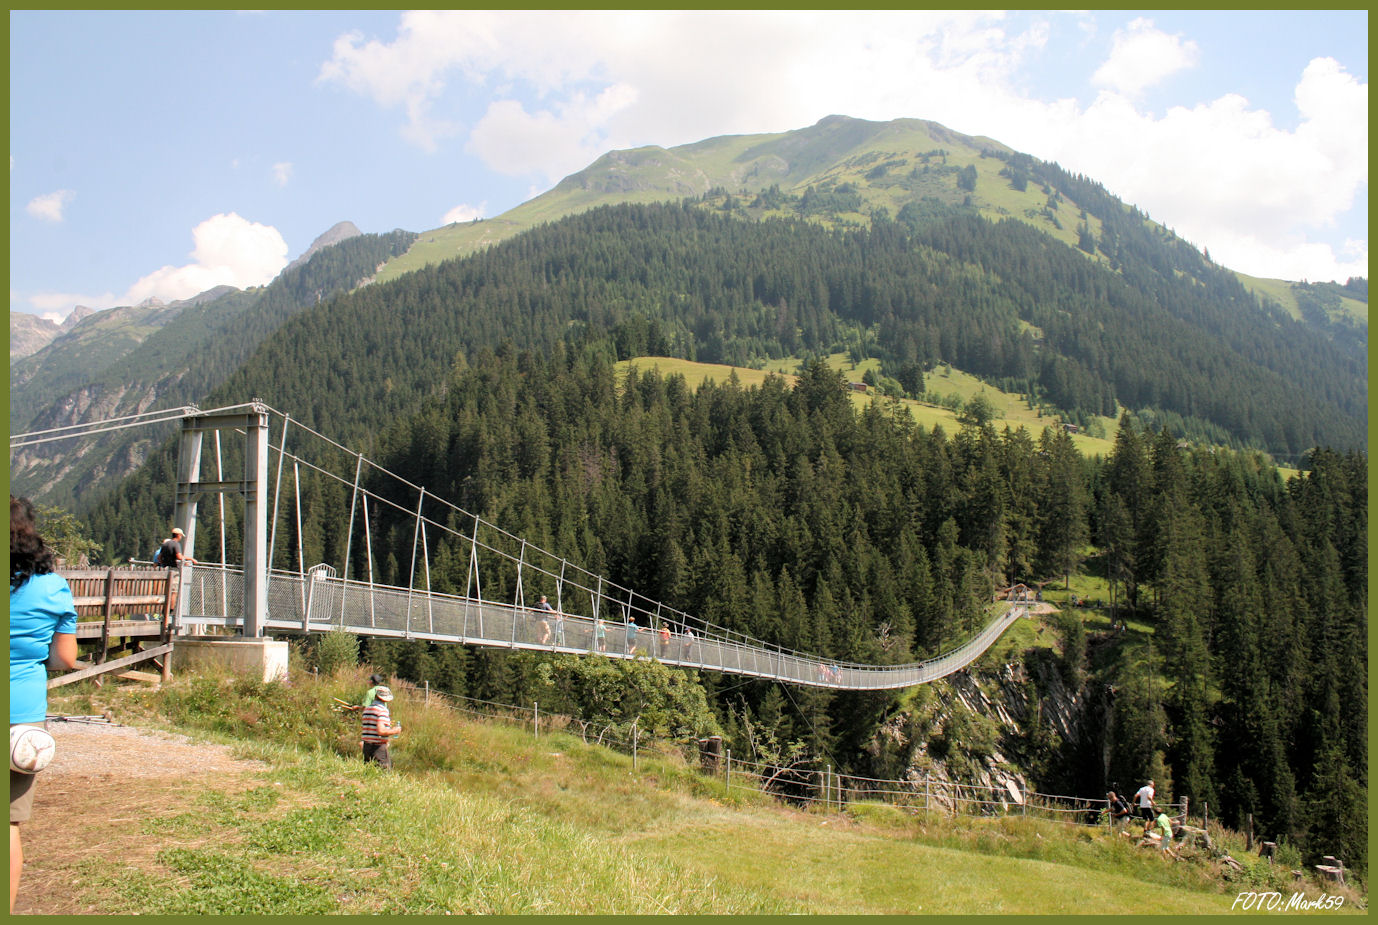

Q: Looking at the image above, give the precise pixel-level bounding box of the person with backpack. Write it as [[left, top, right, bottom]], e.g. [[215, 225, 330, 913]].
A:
[[155, 527, 196, 568], [10, 496, 79, 912]]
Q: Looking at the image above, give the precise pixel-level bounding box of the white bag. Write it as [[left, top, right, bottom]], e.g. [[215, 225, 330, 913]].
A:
[[10, 724, 56, 774]]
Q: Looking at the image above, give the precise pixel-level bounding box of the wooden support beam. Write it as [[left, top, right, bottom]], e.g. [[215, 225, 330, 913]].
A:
[[47, 644, 173, 689]]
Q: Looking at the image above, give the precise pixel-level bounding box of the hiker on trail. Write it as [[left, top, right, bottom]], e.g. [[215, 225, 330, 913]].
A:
[[361, 686, 402, 768], [1107, 791, 1132, 824], [1133, 779, 1156, 821], [1149, 811, 1179, 859], [155, 527, 196, 568], [10, 496, 79, 913], [625, 617, 639, 655]]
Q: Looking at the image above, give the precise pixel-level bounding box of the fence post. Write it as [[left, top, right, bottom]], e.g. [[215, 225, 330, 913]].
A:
[[633, 720, 638, 771], [534, 700, 539, 738], [924, 773, 930, 822], [1246, 813, 1253, 851], [1022, 782, 1027, 816], [725, 748, 731, 788], [424, 680, 430, 707]]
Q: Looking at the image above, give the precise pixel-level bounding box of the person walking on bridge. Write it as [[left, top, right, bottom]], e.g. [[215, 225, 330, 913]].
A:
[[155, 527, 196, 568]]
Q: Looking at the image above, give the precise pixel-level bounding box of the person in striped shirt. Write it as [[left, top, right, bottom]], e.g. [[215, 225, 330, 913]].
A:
[[361, 686, 402, 768]]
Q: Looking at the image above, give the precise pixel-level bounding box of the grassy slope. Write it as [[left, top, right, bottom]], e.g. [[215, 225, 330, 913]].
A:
[[375, 117, 1080, 285], [622, 353, 1120, 458], [47, 669, 1261, 915], [1236, 271, 1368, 325]]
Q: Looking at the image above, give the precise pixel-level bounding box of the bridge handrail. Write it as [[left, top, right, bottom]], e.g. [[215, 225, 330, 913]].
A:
[[182, 563, 1030, 690]]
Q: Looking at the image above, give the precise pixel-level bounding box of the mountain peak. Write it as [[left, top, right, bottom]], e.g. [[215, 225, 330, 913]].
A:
[[285, 221, 363, 273]]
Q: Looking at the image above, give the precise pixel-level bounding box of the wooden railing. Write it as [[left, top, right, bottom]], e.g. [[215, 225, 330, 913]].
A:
[[49, 568, 178, 688]]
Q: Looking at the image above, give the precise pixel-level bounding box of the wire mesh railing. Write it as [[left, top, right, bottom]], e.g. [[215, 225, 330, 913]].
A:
[[181, 563, 1030, 691]]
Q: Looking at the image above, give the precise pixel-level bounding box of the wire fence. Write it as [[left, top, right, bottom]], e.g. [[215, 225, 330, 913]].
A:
[[377, 677, 1174, 830]]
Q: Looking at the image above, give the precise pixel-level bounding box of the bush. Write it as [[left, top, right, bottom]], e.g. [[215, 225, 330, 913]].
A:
[[312, 630, 359, 675]]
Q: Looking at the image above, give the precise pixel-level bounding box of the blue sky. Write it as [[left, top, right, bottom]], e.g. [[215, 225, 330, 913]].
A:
[[9, 10, 1368, 322]]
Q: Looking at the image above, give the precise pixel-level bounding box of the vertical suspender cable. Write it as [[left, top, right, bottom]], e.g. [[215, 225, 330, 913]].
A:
[[214, 430, 227, 618], [294, 460, 306, 617], [513, 540, 526, 643], [405, 487, 425, 638], [362, 494, 376, 628], [267, 414, 291, 574], [341, 453, 364, 623], [420, 515, 433, 634], [556, 559, 566, 612], [469, 514, 483, 638]]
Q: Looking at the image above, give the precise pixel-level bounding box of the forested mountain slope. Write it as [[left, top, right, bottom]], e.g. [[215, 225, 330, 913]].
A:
[[9, 229, 416, 507], [206, 203, 1361, 461]]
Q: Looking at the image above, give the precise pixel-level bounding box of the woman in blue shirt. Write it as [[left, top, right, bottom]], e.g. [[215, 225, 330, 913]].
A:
[[10, 496, 78, 913]]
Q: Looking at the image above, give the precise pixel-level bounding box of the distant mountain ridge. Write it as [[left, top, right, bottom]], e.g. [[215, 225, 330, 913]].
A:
[[9, 226, 416, 506], [376, 115, 1365, 333], [10, 304, 94, 359]]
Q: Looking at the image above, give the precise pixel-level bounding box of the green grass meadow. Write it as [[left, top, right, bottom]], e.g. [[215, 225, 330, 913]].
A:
[[45, 664, 1352, 915]]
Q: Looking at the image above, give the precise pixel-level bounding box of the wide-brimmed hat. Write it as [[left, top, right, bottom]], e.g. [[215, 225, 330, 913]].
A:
[[375, 686, 394, 702], [171, 527, 184, 536]]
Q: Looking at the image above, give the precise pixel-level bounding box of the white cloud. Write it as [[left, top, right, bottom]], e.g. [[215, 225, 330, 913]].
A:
[[25, 289, 117, 316], [1091, 18, 1199, 96], [121, 213, 289, 305], [27, 189, 75, 223], [319, 11, 1366, 282], [272, 161, 293, 187], [442, 201, 487, 224], [1031, 55, 1367, 280], [18, 213, 291, 321]]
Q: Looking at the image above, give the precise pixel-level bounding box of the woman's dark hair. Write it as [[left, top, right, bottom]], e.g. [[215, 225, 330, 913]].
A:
[[11, 495, 56, 592]]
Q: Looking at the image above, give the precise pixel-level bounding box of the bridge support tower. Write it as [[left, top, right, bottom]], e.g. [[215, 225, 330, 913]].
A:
[[176, 403, 270, 636]]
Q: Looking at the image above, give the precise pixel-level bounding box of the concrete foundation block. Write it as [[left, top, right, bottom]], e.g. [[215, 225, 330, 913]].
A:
[[175, 636, 290, 683]]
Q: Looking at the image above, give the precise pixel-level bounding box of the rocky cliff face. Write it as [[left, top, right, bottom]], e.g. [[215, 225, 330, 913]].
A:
[[861, 645, 1094, 813]]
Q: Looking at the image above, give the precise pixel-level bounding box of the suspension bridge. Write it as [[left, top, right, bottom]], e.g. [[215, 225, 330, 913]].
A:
[[12, 401, 1036, 691]]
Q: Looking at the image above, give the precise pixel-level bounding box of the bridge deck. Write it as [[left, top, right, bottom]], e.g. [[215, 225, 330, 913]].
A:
[[179, 565, 1028, 691]]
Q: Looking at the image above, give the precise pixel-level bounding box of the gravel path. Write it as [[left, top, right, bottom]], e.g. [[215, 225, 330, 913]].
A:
[[39, 719, 269, 780], [14, 719, 271, 915]]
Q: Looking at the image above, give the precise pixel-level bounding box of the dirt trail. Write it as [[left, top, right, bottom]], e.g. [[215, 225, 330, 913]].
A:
[[14, 720, 268, 915]]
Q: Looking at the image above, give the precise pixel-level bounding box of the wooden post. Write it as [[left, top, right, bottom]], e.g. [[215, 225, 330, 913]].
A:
[[827, 765, 832, 810], [725, 748, 731, 788], [533, 700, 539, 738], [98, 568, 115, 664], [1246, 813, 1253, 851], [633, 720, 639, 770], [924, 773, 930, 822], [424, 680, 430, 706]]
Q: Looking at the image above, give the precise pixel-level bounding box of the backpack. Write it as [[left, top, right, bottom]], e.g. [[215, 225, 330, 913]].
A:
[[155, 542, 174, 568]]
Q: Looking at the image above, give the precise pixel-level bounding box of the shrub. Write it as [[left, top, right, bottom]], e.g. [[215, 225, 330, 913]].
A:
[[313, 629, 359, 675]]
